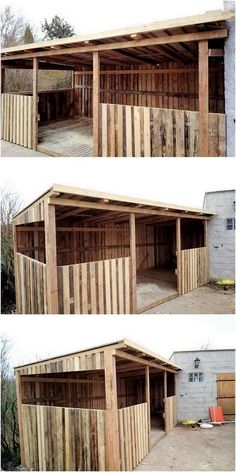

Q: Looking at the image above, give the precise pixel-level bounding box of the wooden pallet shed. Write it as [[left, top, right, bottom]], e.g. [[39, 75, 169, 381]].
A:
[[1, 9, 234, 156], [12, 184, 215, 314], [14, 338, 181, 471]]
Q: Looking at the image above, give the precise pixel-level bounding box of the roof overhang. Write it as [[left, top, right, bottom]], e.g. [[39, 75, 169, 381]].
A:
[[1, 10, 234, 69]]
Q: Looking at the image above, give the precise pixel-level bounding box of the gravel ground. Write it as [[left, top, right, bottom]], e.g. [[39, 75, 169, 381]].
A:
[[136, 424, 235, 471]]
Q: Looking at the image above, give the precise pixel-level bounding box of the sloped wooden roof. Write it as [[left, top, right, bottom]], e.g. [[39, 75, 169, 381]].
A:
[[14, 338, 181, 374], [13, 184, 215, 226], [2, 9, 234, 68]]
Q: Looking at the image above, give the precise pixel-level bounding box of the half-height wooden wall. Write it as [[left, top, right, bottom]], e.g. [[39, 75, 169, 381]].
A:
[[99, 104, 226, 157], [15, 253, 47, 314], [22, 404, 106, 471], [179, 247, 209, 294], [57, 257, 130, 314], [1, 93, 33, 148], [118, 403, 149, 471], [165, 395, 177, 433]]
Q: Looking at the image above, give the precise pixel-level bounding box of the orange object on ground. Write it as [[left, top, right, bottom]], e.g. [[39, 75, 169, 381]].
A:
[[209, 406, 224, 422]]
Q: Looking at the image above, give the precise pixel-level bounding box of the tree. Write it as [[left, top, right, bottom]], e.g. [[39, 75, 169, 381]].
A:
[[1, 337, 19, 469], [0, 5, 25, 48], [41, 15, 75, 39], [1, 188, 21, 313], [22, 24, 34, 44]]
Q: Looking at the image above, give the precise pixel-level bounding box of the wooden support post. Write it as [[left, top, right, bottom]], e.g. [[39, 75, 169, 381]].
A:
[[15, 373, 26, 466], [145, 366, 151, 450], [176, 218, 181, 296], [198, 40, 209, 156], [104, 351, 120, 471], [93, 51, 100, 156], [44, 202, 58, 314], [12, 224, 19, 313], [163, 370, 167, 433], [204, 219, 208, 247], [129, 213, 137, 313], [33, 57, 38, 151], [1, 64, 5, 93], [72, 70, 76, 117]]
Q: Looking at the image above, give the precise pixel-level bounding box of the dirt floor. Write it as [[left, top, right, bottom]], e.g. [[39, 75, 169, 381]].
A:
[[136, 424, 235, 471], [144, 285, 235, 314], [1, 140, 48, 157]]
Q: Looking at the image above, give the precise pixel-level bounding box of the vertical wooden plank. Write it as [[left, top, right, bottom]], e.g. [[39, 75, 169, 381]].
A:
[[117, 104, 123, 157], [15, 373, 26, 466], [28, 96, 32, 148], [44, 202, 58, 314], [23, 96, 28, 146], [143, 107, 151, 156], [104, 351, 120, 471], [134, 106, 141, 156], [93, 51, 100, 156], [199, 40, 209, 156], [81, 263, 88, 314], [111, 258, 117, 314], [176, 218, 181, 295], [98, 260, 104, 314], [145, 366, 151, 450], [101, 104, 108, 157], [129, 214, 136, 313], [175, 109, 185, 156], [163, 371, 168, 433], [126, 106, 132, 156], [104, 259, 111, 314], [33, 57, 38, 150]]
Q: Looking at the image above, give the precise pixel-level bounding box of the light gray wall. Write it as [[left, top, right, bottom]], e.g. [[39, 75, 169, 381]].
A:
[[204, 190, 235, 280], [170, 350, 235, 421], [224, 1, 235, 157]]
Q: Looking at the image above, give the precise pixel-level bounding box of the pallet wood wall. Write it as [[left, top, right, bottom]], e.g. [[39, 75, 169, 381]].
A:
[[165, 395, 177, 433], [118, 403, 149, 471], [1, 93, 33, 148], [74, 62, 224, 117], [217, 373, 235, 420], [57, 256, 130, 314], [38, 89, 74, 122], [179, 247, 209, 295], [22, 404, 106, 471], [14, 201, 45, 226], [16, 253, 47, 314], [99, 103, 226, 157]]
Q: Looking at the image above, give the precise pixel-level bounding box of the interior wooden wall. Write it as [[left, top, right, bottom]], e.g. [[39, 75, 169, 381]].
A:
[[21, 371, 147, 410], [74, 61, 224, 118], [15, 218, 204, 269]]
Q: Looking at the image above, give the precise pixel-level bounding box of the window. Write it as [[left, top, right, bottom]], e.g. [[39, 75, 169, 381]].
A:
[[226, 218, 235, 230], [189, 372, 204, 382]]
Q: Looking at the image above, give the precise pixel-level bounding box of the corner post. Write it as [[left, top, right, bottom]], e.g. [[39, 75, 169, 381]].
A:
[[198, 40, 209, 156], [204, 219, 208, 247], [129, 213, 137, 313], [33, 57, 38, 151], [15, 372, 26, 466], [163, 370, 168, 433], [12, 223, 20, 313], [104, 350, 120, 471], [93, 51, 100, 156], [145, 366, 151, 450], [44, 200, 58, 314], [176, 217, 181, 296]]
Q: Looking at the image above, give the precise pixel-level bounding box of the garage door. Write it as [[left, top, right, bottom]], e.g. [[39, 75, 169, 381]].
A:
[[217, 373, 235, 420]]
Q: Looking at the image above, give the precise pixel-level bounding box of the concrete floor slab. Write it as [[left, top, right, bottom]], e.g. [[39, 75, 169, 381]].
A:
[[1, 141, 48, 157], [136, 424, 235, 471]]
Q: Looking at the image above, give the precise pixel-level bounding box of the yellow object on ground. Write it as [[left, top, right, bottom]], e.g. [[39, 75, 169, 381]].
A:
[[216, 279, 235, 286], [182, 419, 197, 425]]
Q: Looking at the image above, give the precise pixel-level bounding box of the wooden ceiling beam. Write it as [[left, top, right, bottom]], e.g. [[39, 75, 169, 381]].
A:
[[1, 28, 227, 62], [115, 350, 177, 374]]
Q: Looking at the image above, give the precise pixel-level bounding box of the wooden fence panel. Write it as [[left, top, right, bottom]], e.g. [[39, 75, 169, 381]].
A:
[[22, 405, 106, 471], [179, 247, 209, 295], [16, 253, 47, 314], [165, 396, 177, 433], [1, 93, 33, 148], [217, 373, 235, 420], [57, 257, 130, 314], [99, 104, 226, 157], [118, 403, 149, 471]]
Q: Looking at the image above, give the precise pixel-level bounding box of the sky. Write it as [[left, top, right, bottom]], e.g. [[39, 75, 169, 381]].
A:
[[2, 0, 224, 39], [0, 157, 235, 213], [0, 315, 235, 373]]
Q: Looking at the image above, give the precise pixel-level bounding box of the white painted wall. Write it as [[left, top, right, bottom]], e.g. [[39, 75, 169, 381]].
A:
[[170, 350, 235, 421], [204, 190, 235, 280]]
